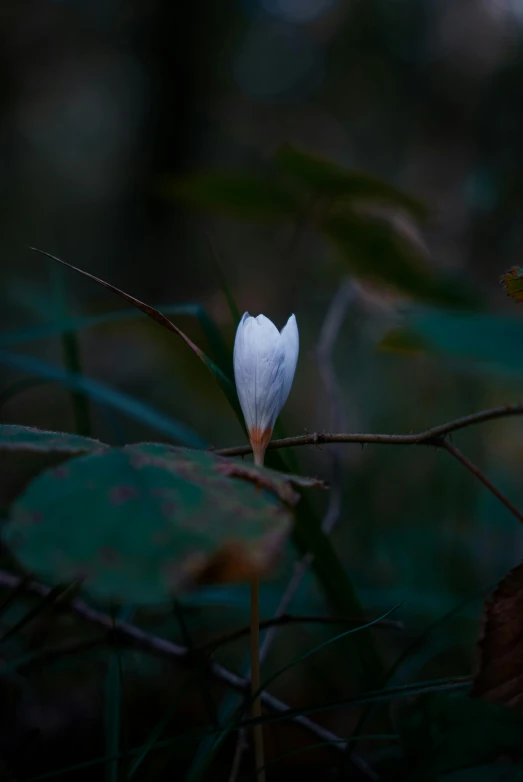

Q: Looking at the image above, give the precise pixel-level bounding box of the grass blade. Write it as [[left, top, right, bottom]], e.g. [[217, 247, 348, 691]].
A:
[[29, 248, 240, 415], [259, 604, 401, 698], [51, 263, 92, 437], [187, 606, 401, 781], [0, 350, 207, 448]]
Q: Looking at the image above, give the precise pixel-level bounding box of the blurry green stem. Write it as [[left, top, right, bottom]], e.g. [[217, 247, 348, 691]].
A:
[[52, 264, 91, 436], [61, 329, 91, 437]]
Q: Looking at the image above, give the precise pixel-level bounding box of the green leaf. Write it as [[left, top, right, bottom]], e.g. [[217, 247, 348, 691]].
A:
[[0, 424, 107, 455], [323, 212, 475, 307], [164, 172, 302, 221], [381, 306, 523, 377], [501, 267, 523, 303], [275, 144, 427, 219], [0, 351, 207, 448], [189, 605, 401, 781], [0, 304, 213, 348], [4, 444, 301, 605]]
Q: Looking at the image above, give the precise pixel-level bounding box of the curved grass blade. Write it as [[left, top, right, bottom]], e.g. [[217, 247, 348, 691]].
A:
[[186, 606, 401, 781], [0, 350, 207, 448], [24, 675, 466, 782], [52, 262, 92, 437], [1, 303, 227, 367], [258, 604, 401, 697], [344, 580, 496, 770], [29, 248, 240, 416], [0, 305, 206, 347], [241, 676, 470, 732]]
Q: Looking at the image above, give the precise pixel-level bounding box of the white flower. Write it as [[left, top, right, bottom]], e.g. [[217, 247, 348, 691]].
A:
[[233, 312, 299, 465]]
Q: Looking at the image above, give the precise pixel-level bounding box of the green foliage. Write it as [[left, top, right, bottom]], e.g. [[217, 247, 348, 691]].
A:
[[51, 262, 92, 437], [0, 351, 207, 447], [0, 424, 107, 455], [381, 306, 523, 376], [275, 143, 428, 218], [30, 248, 242, 418], [171, 150, 477, 308], [29, 247, 388, 687], [324, 213, 477, 307], [4, 444, 299, 604], [0, 303, 224, 360], [166, 172, 302, 220], [324, 210, 431, 295]]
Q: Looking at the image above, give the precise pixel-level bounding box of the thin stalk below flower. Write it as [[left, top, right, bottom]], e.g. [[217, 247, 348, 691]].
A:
[[251, 447, 265, 780]]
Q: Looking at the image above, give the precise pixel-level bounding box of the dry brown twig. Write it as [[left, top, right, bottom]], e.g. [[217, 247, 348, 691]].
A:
[[217, 403, 523, 529], [216, 403, 523, 458]]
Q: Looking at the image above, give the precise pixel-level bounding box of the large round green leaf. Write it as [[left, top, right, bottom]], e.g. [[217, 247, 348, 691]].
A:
[[3, 445, 303, 605], [0, 424, 107, 454]]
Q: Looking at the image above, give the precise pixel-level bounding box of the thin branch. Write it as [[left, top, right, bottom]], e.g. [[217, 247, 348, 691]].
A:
[[441, 440, 523, 524], [203, 613, 403, 652], [0, 570, 348, 754], [215, 403, 523, 458]]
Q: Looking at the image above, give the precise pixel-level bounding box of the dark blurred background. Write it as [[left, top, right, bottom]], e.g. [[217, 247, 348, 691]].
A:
[[2, 0, 523, 779]]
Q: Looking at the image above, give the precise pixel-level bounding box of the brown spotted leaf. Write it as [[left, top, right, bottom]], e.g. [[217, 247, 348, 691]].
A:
[[472, 561, 523, 708], [3, 444, 320, 605], [501, 267, 523, 303]]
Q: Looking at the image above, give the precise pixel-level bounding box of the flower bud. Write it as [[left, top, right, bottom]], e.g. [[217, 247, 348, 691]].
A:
[[233, 313, 299, 465]]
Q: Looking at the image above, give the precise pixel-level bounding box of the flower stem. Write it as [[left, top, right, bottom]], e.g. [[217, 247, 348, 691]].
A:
[[251, 445, 266, 779]]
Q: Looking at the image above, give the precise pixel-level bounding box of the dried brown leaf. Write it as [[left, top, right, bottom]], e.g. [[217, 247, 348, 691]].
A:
[[472, 561, 523, 708]]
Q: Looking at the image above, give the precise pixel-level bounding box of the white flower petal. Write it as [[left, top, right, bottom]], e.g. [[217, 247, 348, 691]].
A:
[[279, 314, 299, 407], [233, 312, 285, 435]]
